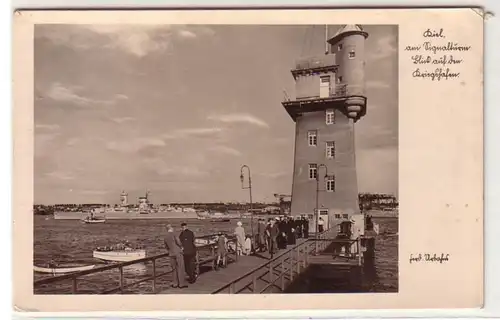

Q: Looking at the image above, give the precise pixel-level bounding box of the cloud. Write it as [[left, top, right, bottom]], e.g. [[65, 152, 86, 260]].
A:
[[80, 189, 109, 195], [257, 171, 289, 179], [107, 137, 166, 153], [366, 80, 390, 89], [37, 25, 216, 58], [111, 117, 135, 124], [357, 125, 398, 150], [178, 30, 197, 38], [43, 82, 125, 107], [45, 171, 75, 180], [66, 138, 79, 146], [367, 34, 397, 61], [162, 127, 224, 140], [142, 157, 209, 177], [209, 145, 242, 156], [114, 94, 129, 100], [157, 166, 209, 177], [207, 113, 269, 128]]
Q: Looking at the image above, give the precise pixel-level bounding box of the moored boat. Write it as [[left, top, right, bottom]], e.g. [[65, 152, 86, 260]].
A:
[[82, 216, 106, 224], [34, 264, 95, 274], [93, 249, 146, 262], [93, 245, 146, 262], [210, 218, 230, 222], [194, 237, 217, 247]]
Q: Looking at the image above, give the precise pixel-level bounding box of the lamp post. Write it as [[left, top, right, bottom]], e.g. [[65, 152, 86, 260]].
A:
[[240, 165, 254, 241], [315, 164, 328, 254]]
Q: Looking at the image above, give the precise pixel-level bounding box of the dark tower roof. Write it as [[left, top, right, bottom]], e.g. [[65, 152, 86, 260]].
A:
[[327, 24, 369, 44]]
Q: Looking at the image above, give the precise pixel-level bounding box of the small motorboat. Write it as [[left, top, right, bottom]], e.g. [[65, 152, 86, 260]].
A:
[[34, 264, 95, 275], [195, 237, 217, 247], [82, 217, 106, 224], [93, 244, 146, 262], [210, 218, 230, 223]]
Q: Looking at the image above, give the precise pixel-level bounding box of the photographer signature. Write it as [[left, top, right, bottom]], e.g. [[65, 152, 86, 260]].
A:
[[409, 253, 450, 264]]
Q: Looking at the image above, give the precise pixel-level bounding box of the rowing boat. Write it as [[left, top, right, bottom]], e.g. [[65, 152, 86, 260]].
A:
[[93, 249, 146, 262], [34, 264, 95, 274]]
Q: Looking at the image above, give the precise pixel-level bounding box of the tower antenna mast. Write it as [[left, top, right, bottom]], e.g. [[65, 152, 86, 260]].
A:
[[324, 24, 328, 54]]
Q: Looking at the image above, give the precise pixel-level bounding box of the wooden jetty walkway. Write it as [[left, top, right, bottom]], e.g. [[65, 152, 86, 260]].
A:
[[34, 227, 373, 294]]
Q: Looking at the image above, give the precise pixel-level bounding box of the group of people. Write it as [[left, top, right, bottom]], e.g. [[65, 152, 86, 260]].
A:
[[164, 216, 313, 288], [164, 222, 198, 289], [255, 216, 310, 256]]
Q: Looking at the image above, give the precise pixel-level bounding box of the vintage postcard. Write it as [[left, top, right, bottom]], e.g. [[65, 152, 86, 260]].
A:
[[13, 8, 483, 312]]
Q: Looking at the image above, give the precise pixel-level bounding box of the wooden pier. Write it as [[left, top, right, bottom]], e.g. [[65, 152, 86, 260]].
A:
[[34, 227, 374, 294]]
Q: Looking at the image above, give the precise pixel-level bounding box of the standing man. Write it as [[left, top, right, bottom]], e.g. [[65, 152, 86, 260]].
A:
[[164, 224, 187, 289], [303, 216, 309, 239], [257, 218, 267, 252], [318, 217, 325, 233], [179, 222, 197, 284], [269, 218, 279, 258]]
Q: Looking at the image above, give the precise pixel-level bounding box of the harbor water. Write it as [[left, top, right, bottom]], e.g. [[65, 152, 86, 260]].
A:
[[33, 215, 398, 294]]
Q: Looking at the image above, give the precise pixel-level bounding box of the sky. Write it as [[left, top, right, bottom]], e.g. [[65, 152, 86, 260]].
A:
[[34, 24, 398, 205]]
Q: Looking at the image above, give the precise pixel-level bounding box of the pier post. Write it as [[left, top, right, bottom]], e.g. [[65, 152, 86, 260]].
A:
[[269, 260, 274, 284], [357, 238, 362, 266], [119, 266, 124, 293], [252, 273, 258, 293], [281, 256, 285, 291], [229, 282, 235, 294], [152, 259, 157, 293], [296, 245, 300, 274]]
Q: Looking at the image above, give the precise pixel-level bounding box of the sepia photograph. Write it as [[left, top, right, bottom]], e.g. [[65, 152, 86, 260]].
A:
[[32, 23, 399, 295]]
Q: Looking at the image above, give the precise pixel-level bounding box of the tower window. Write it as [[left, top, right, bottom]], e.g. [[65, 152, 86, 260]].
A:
[[326, 141, 335, 159], [309, 164, 318, 180], [338, 44, 343, 50], [342, 214, 349, 219], [307, 130, 317, 146], [334, 214, 341, 219], [326, 109, 335, 125], [326, 175, 335, 192], [349, 50, 356, 59], [338, 76, 343, 83]]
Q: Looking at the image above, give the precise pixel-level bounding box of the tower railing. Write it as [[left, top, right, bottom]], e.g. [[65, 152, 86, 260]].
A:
[[283, 84, 348, 104]]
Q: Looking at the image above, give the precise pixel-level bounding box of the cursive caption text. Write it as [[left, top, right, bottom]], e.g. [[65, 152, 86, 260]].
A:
[[405, 28, 470, 81], [409, 253, 450, 264]]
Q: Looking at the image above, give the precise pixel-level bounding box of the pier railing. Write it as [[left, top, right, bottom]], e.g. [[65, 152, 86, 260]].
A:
[[211, 229, 362, 294], [34, 233, 238, 294]]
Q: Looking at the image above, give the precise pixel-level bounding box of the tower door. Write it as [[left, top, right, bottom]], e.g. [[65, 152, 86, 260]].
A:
[[319, 76, 330, 98]]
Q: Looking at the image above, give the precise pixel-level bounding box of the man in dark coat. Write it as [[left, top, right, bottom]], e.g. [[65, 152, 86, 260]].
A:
[[164, 224, 187, 288], [277, 218, 287, 249], [303, 216, 309, 239], [257, 218, 267, 252], [295, 216, 303, 238], [269, 219, 279, 257], [286, 217, 296, 245], [179, 222, 197, 283]]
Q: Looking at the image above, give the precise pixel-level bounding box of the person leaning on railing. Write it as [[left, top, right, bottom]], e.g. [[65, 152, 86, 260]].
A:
[[164, 224, 187, 289]]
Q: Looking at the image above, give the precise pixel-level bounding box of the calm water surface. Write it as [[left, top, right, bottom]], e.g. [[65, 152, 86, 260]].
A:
[[33, 215, 398, 294]]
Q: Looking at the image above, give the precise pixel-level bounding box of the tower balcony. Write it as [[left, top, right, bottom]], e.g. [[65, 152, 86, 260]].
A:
[[281, 84, 367, 122]]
